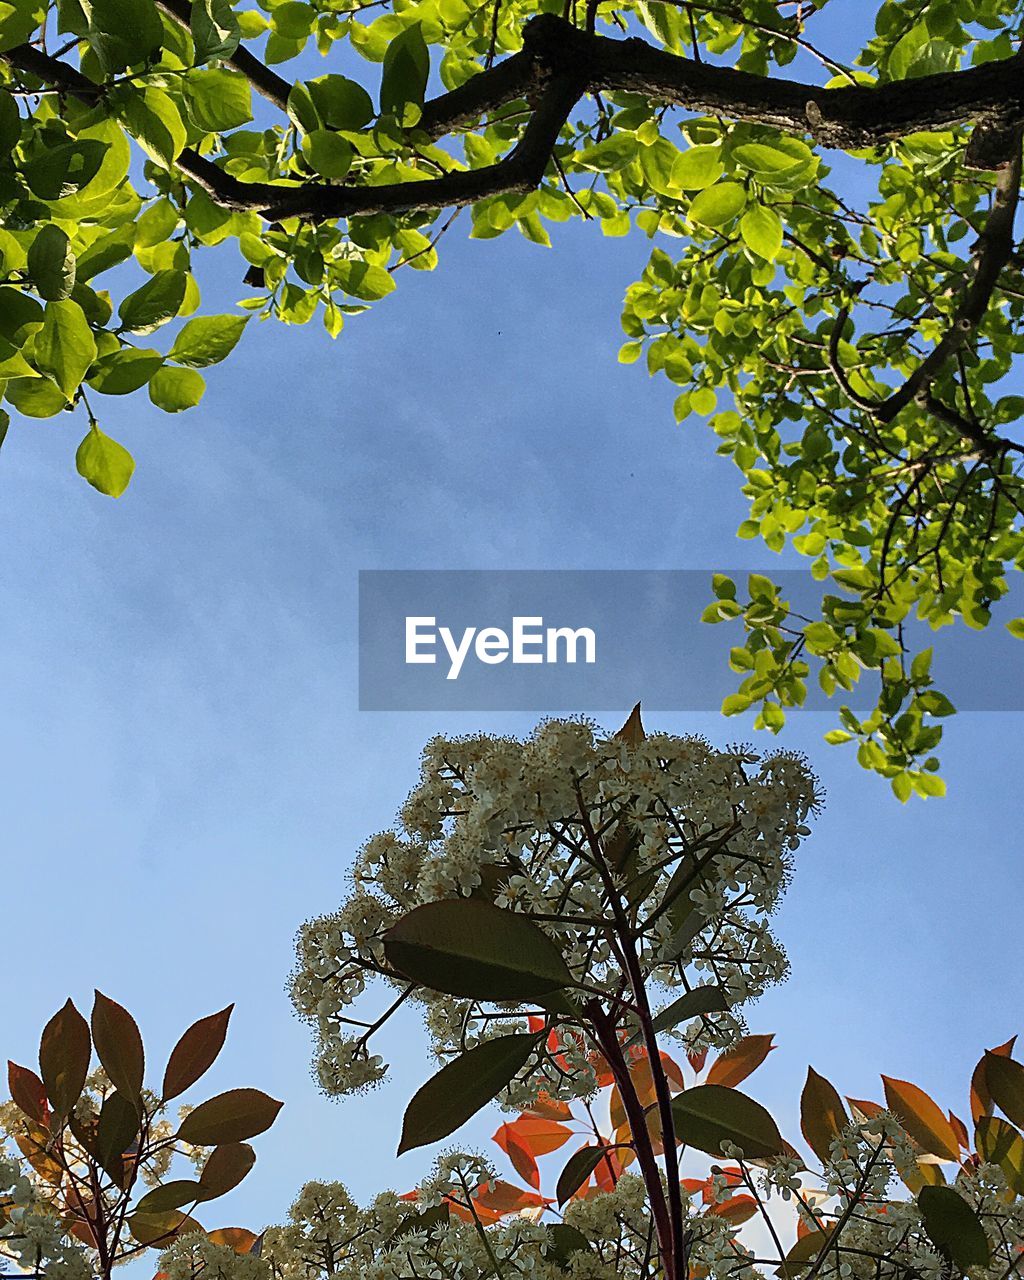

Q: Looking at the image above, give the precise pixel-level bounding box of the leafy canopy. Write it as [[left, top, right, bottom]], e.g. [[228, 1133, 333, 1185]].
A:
[[1, 0, 1024, 789]]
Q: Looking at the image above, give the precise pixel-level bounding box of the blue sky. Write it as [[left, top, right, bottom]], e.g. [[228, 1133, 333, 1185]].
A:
[[2, 0, 1023, 1242]]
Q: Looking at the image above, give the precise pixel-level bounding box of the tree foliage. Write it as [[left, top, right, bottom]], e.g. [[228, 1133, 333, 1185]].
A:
[[2, 0, 1024, 782]]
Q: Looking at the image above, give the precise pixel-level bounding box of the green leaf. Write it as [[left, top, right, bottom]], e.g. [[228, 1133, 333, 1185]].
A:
[[89, 348, 163, 395], [671, 1083, 786, 1158], [271, 1, 312, 38], [333, 260, 395, 301], [0, 87, 18, 156], [27, 225, 76, 301], [650, 987, 729, 1036], [0, 0, 46, 53], [76, 425, 135, 497], [168, 315, 246, 367], [118, 270, 186, 334], [177, 1088, 282, 1145], [918, 1185, 990, 1268], [35, 299, 96, 398], [87, 0, 163, 73], [91, 992, 144, 1107], [672, 144, 723, 190], [116, 87, 186, 167], [39, 999, 91, 1119], [184, 70, 252, 133], [688, 182, 746, 229], [1006, 618, 1024, 640], [148, 366, 205, 412], [307, 75, 374, 130], [976, 1116, 1024, 1195], [544, 1223, 592, 1266], [740, 205, 783, 260], [985, 1052, 1024, 1126], [302, 130, 353, 179], [397, 1033, 537, 1154], [5, 377, 69, 418], [555, 1145, 609, 1206], [190, 0, 239, 62], [96, 1090, 139, 1174], [133, 1180, 204, 1216], [383, 899, 573, 1001], [380, 23, 429, 126]]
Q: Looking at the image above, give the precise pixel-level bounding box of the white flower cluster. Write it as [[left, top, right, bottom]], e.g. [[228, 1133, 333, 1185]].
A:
[[291, 718, 820, 1098], [0, 1152, 91, 1280], [160, 1236, 270, 1280]]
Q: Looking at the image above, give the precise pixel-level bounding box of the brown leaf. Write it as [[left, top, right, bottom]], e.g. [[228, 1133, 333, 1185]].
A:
[[162, 1006, 233, 1102], [970, 1037, 1015, 1123], [92, 992, 145, 1107], [39, 999, 91, 1119], [177, 1089, 282, 1146], [199, 1143, 256, 1199], [8, 1062, 48, 1124], [616, 703, 645, 746], [800, 1067, 848, 1165]]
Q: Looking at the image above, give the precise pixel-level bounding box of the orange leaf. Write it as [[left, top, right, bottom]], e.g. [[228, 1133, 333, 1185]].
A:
[[493, 1124, 540, 1189], [494, 1114, 574, 1158], [881, 1077, 959, 1161], [706, 1035, 775, 1088], [473, 1179, 547, 1216], [970, 1038, 1016, 1124], [526, 1091, 573, 1122], [207, 1229, 258, 1255], [707, 1194, 758, 1226]]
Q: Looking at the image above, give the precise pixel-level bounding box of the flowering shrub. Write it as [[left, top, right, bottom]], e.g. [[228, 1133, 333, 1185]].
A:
[[0, 997, 281, 1280], [3, 711, 1023, 1280]]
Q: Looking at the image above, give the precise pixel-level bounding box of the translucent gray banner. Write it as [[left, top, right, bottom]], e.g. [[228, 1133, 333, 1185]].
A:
[[358, 570, 1024, 711]]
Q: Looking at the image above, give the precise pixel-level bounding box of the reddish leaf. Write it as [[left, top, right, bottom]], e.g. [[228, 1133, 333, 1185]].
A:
[[163, 1005, 234, 1102], [707, 1194, 758, 1226], [473, 1179, 546, 1216], [178, 1088, 282, 1146], [39, 999, 91, 1119], [948, 1111, 969, 1151], [593, 1143, 622, 1192], [706, 1035, 775, 1089], [847, 1097, 884, 1123], [92, 992, 145, 1107], [800, 1067, 848, 1164], [882, 1077, 959, 1161], [970, 1038, 1015, 1123], [493, 1124, 539, 1189], [525, 1091, 573, 1122], [688, 1047, 709, 1074], [8, 1062, 48, 1124]]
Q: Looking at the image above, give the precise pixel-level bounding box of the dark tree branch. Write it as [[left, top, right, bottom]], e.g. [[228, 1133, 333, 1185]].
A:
[[875, 129, 1023, 423], [155, 0, 292, 110], [7, 15, 1024, 225]]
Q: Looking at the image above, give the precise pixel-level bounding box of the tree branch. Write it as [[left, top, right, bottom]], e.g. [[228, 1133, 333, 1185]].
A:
[[7, 16, 1024, 224]]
